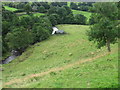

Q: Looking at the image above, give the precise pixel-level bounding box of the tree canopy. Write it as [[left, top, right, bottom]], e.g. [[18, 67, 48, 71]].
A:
[[87, 2, 118, 52]]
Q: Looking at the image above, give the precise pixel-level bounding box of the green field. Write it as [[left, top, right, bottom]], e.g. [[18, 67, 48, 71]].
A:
[[4, 6, 18, 12], [18, 12, 45, 18], [3, 25, 118, 88], [72, 10, 92, 21]]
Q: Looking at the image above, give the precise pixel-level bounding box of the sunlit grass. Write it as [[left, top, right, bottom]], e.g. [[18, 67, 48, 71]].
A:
[[4, 6, 18, 12], [3, 25, 118, 88]]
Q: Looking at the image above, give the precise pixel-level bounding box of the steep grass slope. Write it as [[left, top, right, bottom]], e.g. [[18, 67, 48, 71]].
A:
[[3, 25, 118, 88]]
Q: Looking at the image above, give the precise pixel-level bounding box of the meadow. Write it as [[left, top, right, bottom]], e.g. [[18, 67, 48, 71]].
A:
[[3, 25, 118, 88]]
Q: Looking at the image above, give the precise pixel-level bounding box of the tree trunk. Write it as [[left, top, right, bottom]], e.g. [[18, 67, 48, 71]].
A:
[[106, 39, 111, 52]]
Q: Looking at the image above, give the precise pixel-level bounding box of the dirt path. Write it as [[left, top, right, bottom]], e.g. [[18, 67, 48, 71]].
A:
[[3, 51, 115, 87]]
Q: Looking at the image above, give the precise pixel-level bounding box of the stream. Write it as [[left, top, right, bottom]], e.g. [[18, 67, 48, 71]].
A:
[[2, 50, 19, 64], [2, 55, 17, 64]]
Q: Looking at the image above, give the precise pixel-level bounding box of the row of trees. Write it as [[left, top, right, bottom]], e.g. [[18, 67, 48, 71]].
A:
[[22, 4, 87, 25], [70, 2, 94, 11], [2, 9, 52, 55], [47, 6, 87, 26], [3, 2, 94, 13], [3, 2, 67, 13]]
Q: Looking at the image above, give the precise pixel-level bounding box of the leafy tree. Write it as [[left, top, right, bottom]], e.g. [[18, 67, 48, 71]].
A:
[[2, 10, 16, 21], [24, 3, 32, 14], [42, 2, 50, 9], [70, 2, 78, 10], [57, 7, 67, 17], [48, 6, 57, 15], [32, 25, 50, 43], [56, 7, 67, 23], [6, 26, 33, 51], [2, 21, 11, 36], [48, 14, 58, 26], [38, 6, 46, 13], [87, 2, 118, 52], [74, 14, 86, 25], [63, 5, 72, 15], [64, 13, 74, 24]]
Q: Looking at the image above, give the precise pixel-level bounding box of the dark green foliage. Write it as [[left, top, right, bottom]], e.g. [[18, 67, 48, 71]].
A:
[[89, 13, 96, 25], [117, 2, 120, 20], [48, 14, 58, 26], [87, 2, 118, 52], [24, 3, 32, 14], [47, 6, 73, 25], [2, 21, 11, 36], [13, 9, 25, 13], [2, 8, 52, 56], [74, 14, 86, 25], [70, 2, 78, 10], [57, 7, 67, 17], [38, 6, 46, 13], [51, 2, 67, 7], [41, 2, 50, 9], [48, 6, 57, 15], [64, 13, 74, 24], [32, 25, 50, 43], [6, 26, 33, 51], [63, 5, 72, 15], [2, 10, 16, 21], [78, 2, 94, 11]]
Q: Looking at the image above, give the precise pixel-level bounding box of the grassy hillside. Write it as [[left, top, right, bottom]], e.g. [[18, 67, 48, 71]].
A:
[[3, 25, 118, 88], [4, 6, 18, 12], [72, 10, 92, 21]]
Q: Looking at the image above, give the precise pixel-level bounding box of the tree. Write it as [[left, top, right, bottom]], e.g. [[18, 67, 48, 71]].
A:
[[87, 2, 118, 52], [24, 3, 32, 14], [63, 5, 72, 15], [48, 14, 59, 26], [2, 21, 11, 36], [38, 6, 46, 13], [6, 26, 33, 52], [74, 14, 86, 25], [64, 13, 74, 24], [48, 6, 57, 15], [70, 2, 78, 10], [56, 7, 67, 23], [32, 25, 50, 43]]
